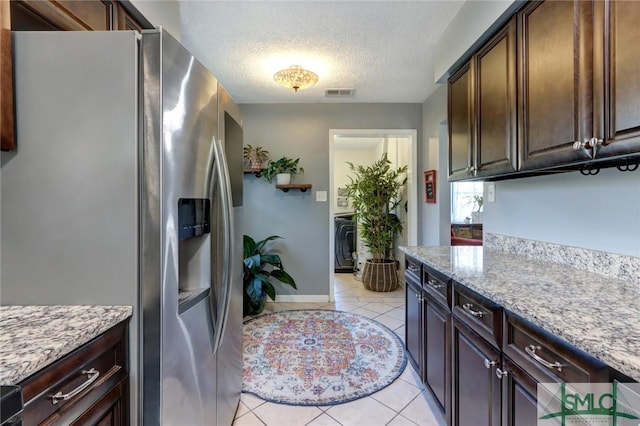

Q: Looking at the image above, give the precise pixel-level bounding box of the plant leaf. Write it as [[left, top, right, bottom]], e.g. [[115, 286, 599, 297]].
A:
[[243, 235, 256, 259], [270, 269, 297, 289]]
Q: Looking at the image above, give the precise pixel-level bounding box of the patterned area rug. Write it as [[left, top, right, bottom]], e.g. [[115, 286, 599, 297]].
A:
[[242, 309, 406, 406]]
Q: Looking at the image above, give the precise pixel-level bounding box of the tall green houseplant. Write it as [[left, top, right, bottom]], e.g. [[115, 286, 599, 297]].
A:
[[345, 154, 407, 291]]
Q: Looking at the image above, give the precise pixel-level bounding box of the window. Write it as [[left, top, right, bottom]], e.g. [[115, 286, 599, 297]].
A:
[[451, 182, 483, 223]]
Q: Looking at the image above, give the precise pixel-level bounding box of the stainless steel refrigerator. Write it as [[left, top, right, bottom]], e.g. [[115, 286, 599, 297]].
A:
[[1, 29, 243, 426]]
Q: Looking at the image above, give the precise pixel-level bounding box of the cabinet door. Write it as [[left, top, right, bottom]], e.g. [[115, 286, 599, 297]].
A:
[[448, 62, 474, 181], [405, 276, 423, 377], [424, 294, 450, 423], [593, 0, 640, 158], [518, 0, 594, 170], [11, 0, 113, 31], [0, 0, 14, 151], [69, 379, 128, 426], [501, 357, 538, 426], [452, 318, 501, 426], [475, 18, 518, 178], [115, 2, 143, 31]]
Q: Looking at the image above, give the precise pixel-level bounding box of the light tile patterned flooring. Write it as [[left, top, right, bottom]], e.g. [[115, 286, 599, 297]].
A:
[[233, 273, 445, 426]]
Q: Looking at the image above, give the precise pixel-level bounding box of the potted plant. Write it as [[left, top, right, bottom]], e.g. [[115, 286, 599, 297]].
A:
[[345, 154, 407, 292], [243, 145, 270, 169], [466, 194, 484, 223], [261, 156, 304, 185], [243, 234, 297, 315]]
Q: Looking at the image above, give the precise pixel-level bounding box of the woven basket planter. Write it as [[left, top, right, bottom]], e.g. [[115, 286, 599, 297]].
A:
[[362, 260, 399, 292]]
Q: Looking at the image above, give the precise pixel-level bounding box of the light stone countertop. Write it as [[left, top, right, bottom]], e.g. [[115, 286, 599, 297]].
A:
[[0, 305, 133, 385], [400, 246, 640, 382]]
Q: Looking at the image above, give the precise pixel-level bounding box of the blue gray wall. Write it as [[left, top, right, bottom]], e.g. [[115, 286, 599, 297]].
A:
[[240, 103, 422, 298]]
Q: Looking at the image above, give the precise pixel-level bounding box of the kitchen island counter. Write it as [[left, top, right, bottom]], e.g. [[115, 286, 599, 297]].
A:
[[0, 305, 132, 384], [400, 245, 640, 382]]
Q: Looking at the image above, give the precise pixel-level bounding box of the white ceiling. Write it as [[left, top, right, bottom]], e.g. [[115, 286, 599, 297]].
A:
[[178, 1, 464, 104]]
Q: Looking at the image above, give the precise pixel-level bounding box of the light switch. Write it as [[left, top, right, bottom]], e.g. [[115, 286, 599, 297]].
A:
[[487, 184, 496, 203], [316, 191, 327, 202]]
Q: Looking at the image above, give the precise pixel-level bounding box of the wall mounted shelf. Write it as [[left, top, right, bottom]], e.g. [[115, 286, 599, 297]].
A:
[[243, 168, 263, 177], [276, 184, 312, 193]]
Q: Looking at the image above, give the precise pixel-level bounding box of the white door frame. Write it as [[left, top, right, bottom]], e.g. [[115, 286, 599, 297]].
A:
[[329, 129, 418, 302]]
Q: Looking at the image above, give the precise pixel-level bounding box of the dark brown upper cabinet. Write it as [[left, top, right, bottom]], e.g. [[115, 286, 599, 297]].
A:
[[517, 0, 594, 171], [475, 17, 518, 178], [11, 0, 114, 31], [448, 18, 518, 182], [448, 62, 474, 181], [1, 0, 15, 151], [592, 0, 640, 159]]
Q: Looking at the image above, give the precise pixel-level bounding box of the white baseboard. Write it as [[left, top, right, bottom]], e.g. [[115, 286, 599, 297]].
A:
[[267, 295, 330, 303]]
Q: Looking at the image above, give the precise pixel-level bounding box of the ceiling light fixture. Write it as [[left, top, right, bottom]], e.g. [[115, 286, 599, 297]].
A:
[[273, 65, 319, 92]]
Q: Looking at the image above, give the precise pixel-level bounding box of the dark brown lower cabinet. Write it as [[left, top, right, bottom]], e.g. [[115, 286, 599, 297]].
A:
[[19, 322, 129, 425], [424, 293, 450, 423], [501, 356, 538, 426], [452, 318, 501, 426], [405, 275, 423, 375]]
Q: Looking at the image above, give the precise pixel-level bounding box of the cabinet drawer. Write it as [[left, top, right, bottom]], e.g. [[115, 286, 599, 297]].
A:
[[422, 265, 450, 309], [503, 311, 609, 384], [20, 322, 128, 425], [405, 256, 421, 282], [453, 283, 502, 348]]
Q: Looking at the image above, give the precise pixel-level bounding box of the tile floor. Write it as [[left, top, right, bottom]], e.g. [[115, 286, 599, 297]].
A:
[[233, 273, 445, 426]]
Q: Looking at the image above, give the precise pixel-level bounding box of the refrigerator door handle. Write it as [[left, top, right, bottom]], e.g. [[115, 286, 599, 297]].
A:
[[211, 137, 234, 354]]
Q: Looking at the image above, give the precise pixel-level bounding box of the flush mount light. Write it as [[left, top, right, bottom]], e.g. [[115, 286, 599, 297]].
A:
[[273, 65, 319, 92]]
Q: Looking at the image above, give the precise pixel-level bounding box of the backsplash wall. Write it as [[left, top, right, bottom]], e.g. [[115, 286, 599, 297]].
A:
[[483, 167, 640, 258]]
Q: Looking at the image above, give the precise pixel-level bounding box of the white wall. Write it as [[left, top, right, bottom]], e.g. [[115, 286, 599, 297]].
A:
[[334, 149, 375, 215], [130, 0, 181, 41], [434, 0, 517, 81]]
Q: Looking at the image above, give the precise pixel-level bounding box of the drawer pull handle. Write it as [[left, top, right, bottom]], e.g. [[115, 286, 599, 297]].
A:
[[415, 293, 423, 302], [428, 279, 444, 289], [462, 303, 484, 318], [50, 368, 100, 404], [525, 345, 563, 372], [407, 265, 419, 273]]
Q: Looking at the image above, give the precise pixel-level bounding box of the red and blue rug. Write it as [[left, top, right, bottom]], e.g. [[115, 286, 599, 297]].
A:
[[242, 309, 406, 406]]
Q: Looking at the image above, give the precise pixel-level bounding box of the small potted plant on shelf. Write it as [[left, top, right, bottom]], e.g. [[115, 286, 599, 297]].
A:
[[243, 145, 270, 169], [243, 234, 298, 315], [345, 153, 407, 292], [261, 156, 304, 185]]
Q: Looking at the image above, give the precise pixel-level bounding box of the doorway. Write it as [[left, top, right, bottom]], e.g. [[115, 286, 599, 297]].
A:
[[328, 129, 418, 302]]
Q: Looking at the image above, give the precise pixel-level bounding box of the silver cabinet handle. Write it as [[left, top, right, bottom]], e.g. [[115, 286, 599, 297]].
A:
[[572, 140, 588, 150], [462, 302, 484, 318], [525, 344, 563, 372], [496, 367, 508, 379], [483, 359, 496, 369], [588, 137, 603, 148], [415, 293, 423, 302], [407, 265, 419, 273], [50, 368, 100, 404], [428, 279, 444, 289]]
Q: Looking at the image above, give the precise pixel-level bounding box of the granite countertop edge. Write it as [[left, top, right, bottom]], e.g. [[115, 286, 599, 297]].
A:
[[400, 246, 640, 382], [0, 305, 133, 385]]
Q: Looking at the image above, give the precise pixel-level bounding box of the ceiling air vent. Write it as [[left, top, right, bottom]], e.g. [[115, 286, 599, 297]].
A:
[[325, 88, 354, 98]]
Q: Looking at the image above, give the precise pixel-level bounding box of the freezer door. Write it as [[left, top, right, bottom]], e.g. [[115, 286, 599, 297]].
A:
[[140, 29, 221, 426]]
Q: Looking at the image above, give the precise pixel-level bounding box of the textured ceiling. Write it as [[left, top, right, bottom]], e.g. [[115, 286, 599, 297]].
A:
[[178, 1, 464, 104]]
